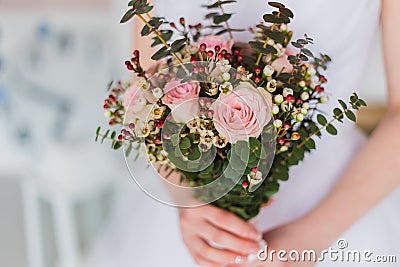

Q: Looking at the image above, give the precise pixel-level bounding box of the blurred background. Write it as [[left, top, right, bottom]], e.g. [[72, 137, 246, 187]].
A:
[[0, 0, 388, 267]]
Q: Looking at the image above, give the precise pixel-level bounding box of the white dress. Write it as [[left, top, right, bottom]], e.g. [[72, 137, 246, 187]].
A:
[[85, 1, 400, 266]]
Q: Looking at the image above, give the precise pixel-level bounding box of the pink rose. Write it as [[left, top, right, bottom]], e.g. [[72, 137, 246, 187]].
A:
[[198, 35, 234, 52], [123, 83, 157, 124], [212, 82, 272, 143], [272, 49, 296, 73], [123, 85, 146, 114], [162, 78, 200, 123]]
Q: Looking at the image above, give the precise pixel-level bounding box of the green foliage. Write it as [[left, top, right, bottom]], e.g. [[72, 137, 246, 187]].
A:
[[120, 0, 153, 24], [203, 0, 243, 38], [317, 114, 328, 126], [95, 126, 124, 151], [249, 41, 278, 55]]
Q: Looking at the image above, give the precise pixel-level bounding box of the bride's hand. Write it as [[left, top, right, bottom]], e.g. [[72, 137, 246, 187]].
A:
[[179, 204, 261, 267], [226, 221, 320, 267]]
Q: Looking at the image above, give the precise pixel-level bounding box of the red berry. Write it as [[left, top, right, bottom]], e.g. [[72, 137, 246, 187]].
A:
[[234, 48, 240, 55], [238, 55, 244, 62], [162, 133, 170, 139], [225, 53, 232, 60], [200, 43, 207, 51], [278, 137, 285, 145], [220, 49, 227, 55], [155, 136, 161, 145], [286, 95, 295, 102], [109, 95, 116, 102], [319, 75, 327, 83], [109, 120, 115, 126], [155, 120, 164, 128], [284, 123, 291, 130], [129, 123, 135, 130], [315, 85, 325, 93], [217, 53, 224, 60], [103, 104, 110, 109], [207, 50, 214, 58], [133, 50, 140, 58], [254, 76, 261, 83], [242, 181, 249, 188], [118, 135, 123, 141], [180, 17, 185, 25], [170, 22, 176, 28], [255, 66, 261, 74], [214, 45, 221, 52]]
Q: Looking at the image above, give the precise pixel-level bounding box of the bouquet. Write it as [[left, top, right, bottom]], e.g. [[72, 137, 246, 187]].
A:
[[96, 0, 366, 220]]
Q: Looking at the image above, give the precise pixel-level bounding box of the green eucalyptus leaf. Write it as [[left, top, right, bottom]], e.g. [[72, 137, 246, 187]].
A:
[[113, 141, 123, 150], [188, 147, 201, 161], [299, 54, 308, 61], [128, 0, 138, 6], [301, 48, 313, 57], [170, 38, 187, 52], [179, 137, 191, 150], [338, 99, 347, 110], [264, 28, 285, 44], [205, 12, 219, 19], [263, 13, 289, 24], [101, 129, 110, 144], [120, 9, 136, 24], [136, 5, 153, 14], [345, 110, 357, 122], [268, 2, 285, 8], [333, 108, 344, 120], [317, 114, 327, 125], [305, 138, 316, 150], [279, 7, 294, 18], [151, 46, 170, 60], [152, 30, 173, 47], [358, 99, 367, 107], [249, 41, 278, 55], [95, 127, 101, 142], [213, 14, 232, 24], [203, 0, 237, 9], [171, 133, 180, 146], [274, 170, 289, 181], [291, 41, 303, 49], [326, 124, 338, 135], [141, 25, 151, 36]]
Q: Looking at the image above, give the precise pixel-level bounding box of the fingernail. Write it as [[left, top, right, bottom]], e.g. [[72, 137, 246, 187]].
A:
[[249, 231, 262, 240], [256, 234, 264, 241], [247, 254, 258, 263]]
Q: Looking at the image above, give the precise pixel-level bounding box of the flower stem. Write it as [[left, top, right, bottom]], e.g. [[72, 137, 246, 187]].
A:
[[255, 24, 276, 66], [217, 0, 233, 40], [136, 14, 189, 74]]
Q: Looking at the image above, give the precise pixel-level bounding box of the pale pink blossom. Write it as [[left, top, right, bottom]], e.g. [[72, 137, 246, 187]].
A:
[[162, 78, 200, 123], [212, 82, 273, 143], [198, 35, 234, 52]]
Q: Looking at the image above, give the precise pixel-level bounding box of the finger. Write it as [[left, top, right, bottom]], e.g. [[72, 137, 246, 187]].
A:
[[205, 206, 261, 240], [193, 237, 244, 265], [199, 221, 260, 255], [193, 255, 221, 267]]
